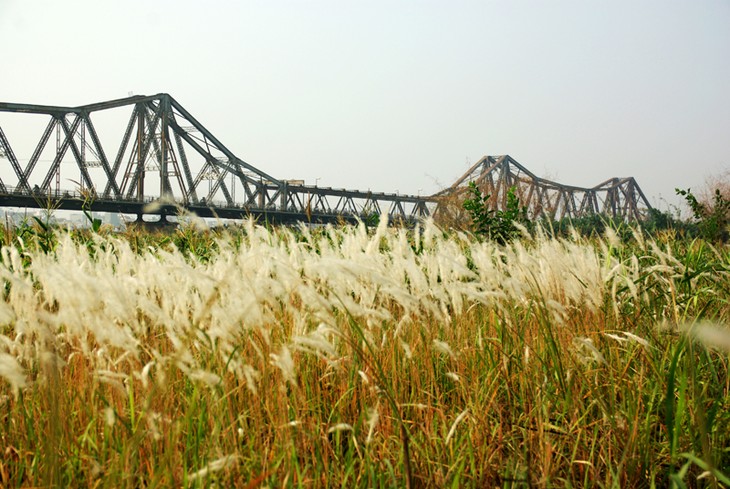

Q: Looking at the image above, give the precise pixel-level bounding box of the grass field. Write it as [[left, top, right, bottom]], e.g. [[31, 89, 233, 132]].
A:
[[0, 219, 728, 487]]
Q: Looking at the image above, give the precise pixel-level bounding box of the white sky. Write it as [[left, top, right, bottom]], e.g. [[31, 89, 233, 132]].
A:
[[1, 0, 729, 210]]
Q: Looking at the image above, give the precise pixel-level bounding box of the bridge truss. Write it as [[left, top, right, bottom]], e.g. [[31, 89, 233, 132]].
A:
[[434, 155, 652, 223], [0, 94, 652, 226], [0, 93, 431, 224]]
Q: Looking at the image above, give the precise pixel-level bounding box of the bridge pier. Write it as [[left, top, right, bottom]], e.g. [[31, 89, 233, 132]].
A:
[[130, 212, 175, 231]]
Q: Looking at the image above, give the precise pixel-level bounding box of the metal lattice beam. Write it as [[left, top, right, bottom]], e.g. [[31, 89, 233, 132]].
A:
[[0, 95, 653, 225], [433, 155, 652, 222], [0, 93, 435, 224]]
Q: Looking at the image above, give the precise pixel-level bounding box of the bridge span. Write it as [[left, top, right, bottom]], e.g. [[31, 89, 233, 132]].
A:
[[0, 93, 651, 225]]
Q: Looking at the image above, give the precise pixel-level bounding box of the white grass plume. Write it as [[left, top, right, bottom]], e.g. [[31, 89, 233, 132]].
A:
[[445, 409, 469, 445], [685, 322, 730, 352], [0, 353, 26, 396], [270, 346, 297, 386], [188, 454, 240, 481]]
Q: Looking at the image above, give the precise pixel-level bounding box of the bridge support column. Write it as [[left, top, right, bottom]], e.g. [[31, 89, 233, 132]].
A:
[[133, 212, 172, 230], [279, 181, 288, 211]]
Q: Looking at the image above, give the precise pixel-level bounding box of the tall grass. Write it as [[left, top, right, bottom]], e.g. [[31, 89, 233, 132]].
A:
[[0, 219, 728, 487]]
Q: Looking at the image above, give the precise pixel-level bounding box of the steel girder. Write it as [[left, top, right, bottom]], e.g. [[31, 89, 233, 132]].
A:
[[0, 94, 435, 223], [434, 155, 652, 222]]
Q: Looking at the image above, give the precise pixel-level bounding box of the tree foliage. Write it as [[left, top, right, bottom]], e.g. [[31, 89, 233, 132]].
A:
[[463, 181, 530, 244], [676, 187, 730, 243]]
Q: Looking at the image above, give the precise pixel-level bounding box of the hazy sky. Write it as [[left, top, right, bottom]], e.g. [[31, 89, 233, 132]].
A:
[[1, 0, 728, 210]]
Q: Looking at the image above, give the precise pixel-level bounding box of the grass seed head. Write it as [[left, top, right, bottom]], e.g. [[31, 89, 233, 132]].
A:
[[0, 353, 27, 396]]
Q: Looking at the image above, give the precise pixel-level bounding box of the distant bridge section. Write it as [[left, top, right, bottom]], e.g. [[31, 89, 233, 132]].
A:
[[0, 94, 651, 226], [434, 155, 652, 223]]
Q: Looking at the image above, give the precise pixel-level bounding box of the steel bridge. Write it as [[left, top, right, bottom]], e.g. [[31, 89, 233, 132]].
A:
[[0, 93, 651, 225], [433, 155, 653, 224]]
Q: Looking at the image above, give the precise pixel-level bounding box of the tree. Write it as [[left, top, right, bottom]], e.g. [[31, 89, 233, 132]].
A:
[[463, 182, 530, 244], [697, 169, 730, 213], [676, 187, 730, 243]]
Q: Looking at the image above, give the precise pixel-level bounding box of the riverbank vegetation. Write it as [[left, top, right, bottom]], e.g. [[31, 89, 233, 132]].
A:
[[0, 216, 728, 487]]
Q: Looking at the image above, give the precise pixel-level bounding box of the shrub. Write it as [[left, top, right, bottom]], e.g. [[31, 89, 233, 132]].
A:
[[676, 187, 730, 243], [462, 181, 530, 243]]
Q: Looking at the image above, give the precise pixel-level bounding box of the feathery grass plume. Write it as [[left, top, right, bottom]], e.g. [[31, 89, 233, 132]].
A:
[[291, 325, 337, 358], [365, 405, 380, 445], [141, 196, 180, 214], [188, 454, 240, 482], [445, 409, 469, 445], [0, 300, 15, 326], [622, 331, 651, 348], [445, 372, 460, 382], [270, 345, 297, 386], [684, 322, 730, 352], [135, 361, 156, 390], [400, 341, 413, 360], [104, 406, 116, 427], [241, 364, 261, 395], [602, 331, 652, 349], [96, 370, 128, 397], [603, 332, 628, 344], [327, 423, 354, 434], [572, 337, 606, 365], [432, 339, 455, 358], [145, 411, 164, 440], [188, 369, 222, 388], [0, 353, 27, 396]]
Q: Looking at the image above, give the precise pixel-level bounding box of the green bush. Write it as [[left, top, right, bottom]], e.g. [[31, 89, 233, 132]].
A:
[[676, 187, 730, 243], [463, 181, 530, 244]]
